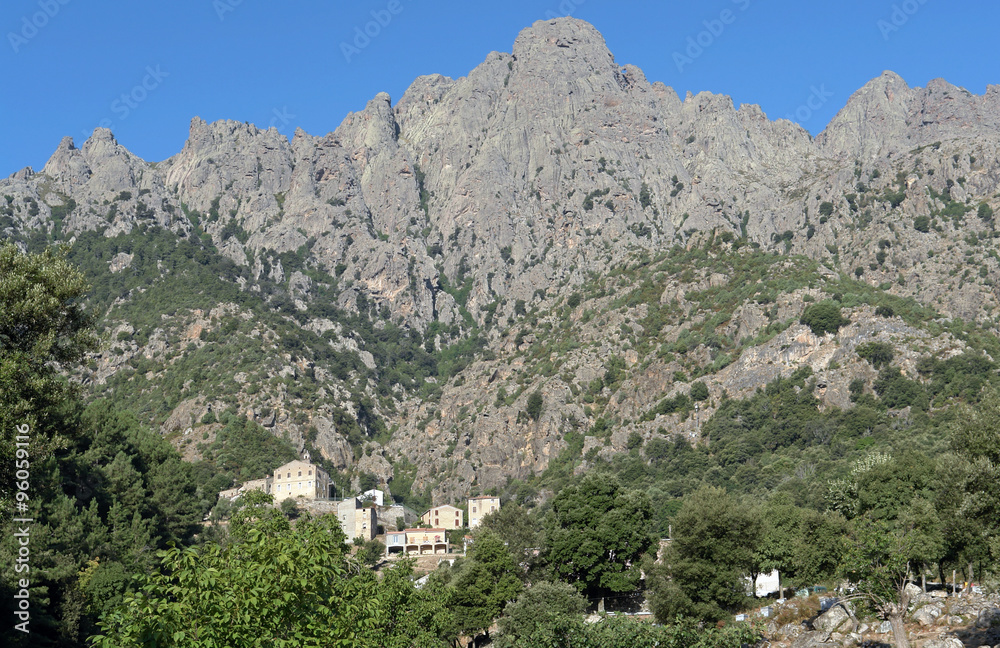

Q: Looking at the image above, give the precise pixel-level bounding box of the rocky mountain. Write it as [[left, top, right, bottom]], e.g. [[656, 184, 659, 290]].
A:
[[2, 18, 999, 507]]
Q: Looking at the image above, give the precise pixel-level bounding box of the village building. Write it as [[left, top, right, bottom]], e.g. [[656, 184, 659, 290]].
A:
[[385, 530, 406, 555], [337, 497, 377, 541], [272, 457, 331, 503], [218, 476, 273, 501], [467, 495, 500, 528], [361, 488, 384, 506], [404, 528, 449, 555], [421, 504, 464, 528]]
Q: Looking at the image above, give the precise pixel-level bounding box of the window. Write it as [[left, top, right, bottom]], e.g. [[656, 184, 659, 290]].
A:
[[277, 485, 281, 491], [308, 470, 312, 476], [472, 507, 477, 513], [298, 470, 301, 477]]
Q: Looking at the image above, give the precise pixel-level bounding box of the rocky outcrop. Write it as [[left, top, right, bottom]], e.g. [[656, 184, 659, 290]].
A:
[[5, 17, 1000, 500]]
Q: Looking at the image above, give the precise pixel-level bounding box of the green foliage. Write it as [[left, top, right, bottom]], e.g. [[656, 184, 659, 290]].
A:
[[856, 341, 894, 369], [0, 243, 98, 501], [977, 202, 994, 222], [201, 416, 299, 485], [525, 389, 544, 421], [544, 474, 653, 599], [447, 531, 523, 638], [494, 580, 588, 648], [689, 381, 709, 402], [476, 503, 539, 576], [872, 366, 926, 409], [358, 539, 386, 567], [839, 515, 918, 648], [92, 514, 383, 647], [649, 486, 762, 622], [819, 201, 834, 216], [913, 215, 930, 232], [800, 300, 849, 336]]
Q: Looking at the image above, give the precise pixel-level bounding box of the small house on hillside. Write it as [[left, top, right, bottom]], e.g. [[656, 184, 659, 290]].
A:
[[468, 495, 500, 528], [404, 528, 449, 555], [421, 504, 463, 528]]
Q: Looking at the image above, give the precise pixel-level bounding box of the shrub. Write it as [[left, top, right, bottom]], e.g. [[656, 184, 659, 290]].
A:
[[914, 215, 930, 233], [801, 301, 850, 336], [856, 341, 894, 369], [978, 202, 994, 222], [819, 201, 834, 217], [525, 390, 544, 421], [690, 381, 709, 402]]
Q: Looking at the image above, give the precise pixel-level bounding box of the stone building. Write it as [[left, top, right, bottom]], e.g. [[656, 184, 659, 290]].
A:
[[272, 458, 331, 503], [337, 497, 377, 541]]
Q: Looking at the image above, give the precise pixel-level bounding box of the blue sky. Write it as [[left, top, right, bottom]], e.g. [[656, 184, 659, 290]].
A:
[[2, 0, 997, 178]]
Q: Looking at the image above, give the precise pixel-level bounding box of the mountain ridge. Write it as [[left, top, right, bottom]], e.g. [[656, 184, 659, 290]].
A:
[[3, 17, 999, 505]]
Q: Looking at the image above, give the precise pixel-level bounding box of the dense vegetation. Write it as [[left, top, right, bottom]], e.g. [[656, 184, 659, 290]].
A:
[[3, 224, 1000, 647]]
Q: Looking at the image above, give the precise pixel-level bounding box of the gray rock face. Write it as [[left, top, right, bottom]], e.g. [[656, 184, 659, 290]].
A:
[[6, 17, 1000, 500]]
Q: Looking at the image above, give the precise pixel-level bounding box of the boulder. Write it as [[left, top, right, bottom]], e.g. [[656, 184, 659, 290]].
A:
[[976, 608, 1000, 629], [921, 638, 963, 648], [913, 604, 944, 626], [791, 630, 838, 648], [814, 602, 856, 634], [779, 622, 805, 638]]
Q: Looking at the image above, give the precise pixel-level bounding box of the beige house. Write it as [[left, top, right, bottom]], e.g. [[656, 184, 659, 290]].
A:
[[404, 528, 449, 554], [468, 495, 500, 528], [337, 497, 377, 541], [272, 459, 330, 503], [421, 504, 464, 529]]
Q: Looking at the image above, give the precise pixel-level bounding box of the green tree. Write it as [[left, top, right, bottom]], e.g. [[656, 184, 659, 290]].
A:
[[494, 580, 587, 648], [525, 390, 544, 421], [447, 531, 523, 640], [856, 341, 894, 369], [800, 301, 849, 336], [839, 515, 917, 648], [92, 513, 378, 647], [689, 381, 709, 402], [475, 503, 539, 578], [648, 486, 762, 622], [0, 243, 98, 504], [359, 539, 386, 567], [544, 474, 653, 603]]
